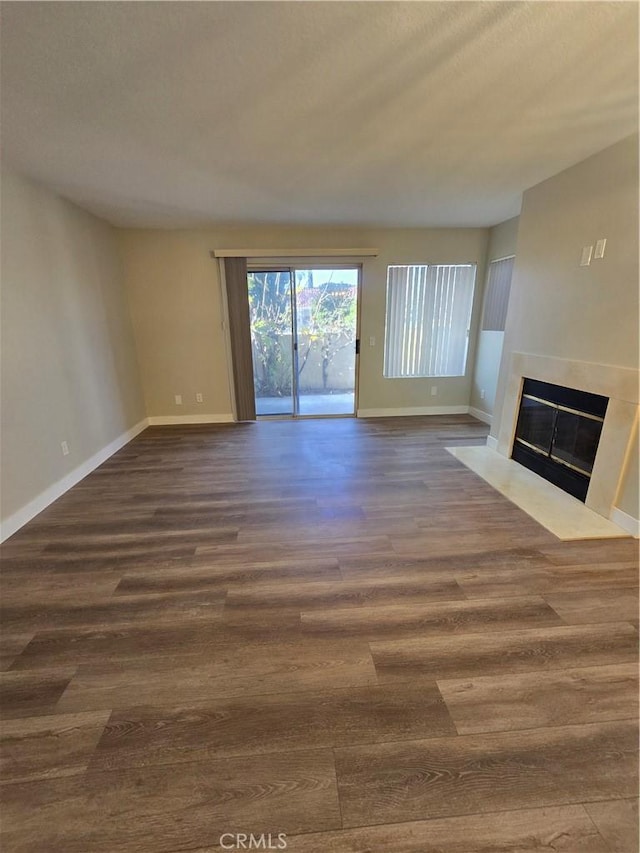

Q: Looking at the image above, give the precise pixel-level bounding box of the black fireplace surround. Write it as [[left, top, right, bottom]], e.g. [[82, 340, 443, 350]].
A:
[[511, 378, 608, 502]]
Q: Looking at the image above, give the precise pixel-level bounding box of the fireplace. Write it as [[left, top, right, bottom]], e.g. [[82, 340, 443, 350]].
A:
[[512, 378, 608, 502]]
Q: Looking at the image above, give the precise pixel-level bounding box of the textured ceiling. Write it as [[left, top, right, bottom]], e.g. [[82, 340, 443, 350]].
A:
[[1, 1, 638, 228]]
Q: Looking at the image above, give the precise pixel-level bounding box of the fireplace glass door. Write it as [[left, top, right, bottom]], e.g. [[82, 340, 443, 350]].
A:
[[512, 379, 608, 502], [516, 396, 556, 456], [551, 410, 604, 476]]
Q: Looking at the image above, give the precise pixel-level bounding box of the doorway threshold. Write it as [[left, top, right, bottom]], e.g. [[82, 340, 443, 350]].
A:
[[256, 392, 355, 417]]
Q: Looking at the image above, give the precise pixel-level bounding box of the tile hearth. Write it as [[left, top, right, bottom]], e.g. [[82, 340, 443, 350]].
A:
[[447, 445, 630, 540]]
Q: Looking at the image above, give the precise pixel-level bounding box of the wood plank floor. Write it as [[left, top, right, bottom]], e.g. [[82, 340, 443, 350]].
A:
[[1, 415, 638, 852]]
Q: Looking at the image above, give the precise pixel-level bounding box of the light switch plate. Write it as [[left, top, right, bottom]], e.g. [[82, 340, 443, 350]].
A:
[[580, 246, 593, 267], [594, 238, 607, 259]]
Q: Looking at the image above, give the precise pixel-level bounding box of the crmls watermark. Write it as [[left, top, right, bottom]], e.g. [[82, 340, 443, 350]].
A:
[[219, 833, 287, 850]]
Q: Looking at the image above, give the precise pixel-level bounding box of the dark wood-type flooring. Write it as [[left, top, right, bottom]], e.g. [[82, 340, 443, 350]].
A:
[[1, 416, 638, 852]]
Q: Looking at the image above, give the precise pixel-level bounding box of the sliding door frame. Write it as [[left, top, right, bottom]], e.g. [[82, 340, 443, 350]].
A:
[[248, 265, 297, 418], [246, 262, 363, 420]]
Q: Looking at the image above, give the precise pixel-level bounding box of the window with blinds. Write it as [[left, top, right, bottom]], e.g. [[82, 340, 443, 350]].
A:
[[383, 263, 476, 378], [482, 256, 514, 331]]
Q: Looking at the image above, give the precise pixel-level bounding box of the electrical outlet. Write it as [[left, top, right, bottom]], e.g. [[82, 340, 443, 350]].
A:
[[430, 386, 438, 396], [174, 394, 183, 405], [196, 393, 203, 403], [480, 389, 485, 400], [61, 441, 69, 456]]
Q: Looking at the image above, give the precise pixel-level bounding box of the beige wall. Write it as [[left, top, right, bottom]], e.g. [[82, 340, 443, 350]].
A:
[[485, 216, 520, 263], [492, 134, 639, 519], [616, 417, 639, 520], [117, 230, 233, 419], [469, 216, 519, 418], [0, 167, 146, 527], [118, 226, 489, 418]]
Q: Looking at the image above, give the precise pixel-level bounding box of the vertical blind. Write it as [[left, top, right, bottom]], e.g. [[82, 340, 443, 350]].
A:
[[482, 256, 514, 331], [384, 264, 476, 377]]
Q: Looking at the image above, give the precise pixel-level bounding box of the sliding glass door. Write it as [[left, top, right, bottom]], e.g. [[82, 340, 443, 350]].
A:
[[248, 270, 294, 416], [248, 266, 359, 417], [294, 268, 358, 415]]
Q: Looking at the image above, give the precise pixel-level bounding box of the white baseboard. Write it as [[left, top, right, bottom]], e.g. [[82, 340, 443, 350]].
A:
[[0, 418, 148, 543], [357, 405, 470, 418], [486, 435, 499, 451], [147, 414, 234, 426], [610, 507, 640, 538], [468, 406, 492, 425]]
